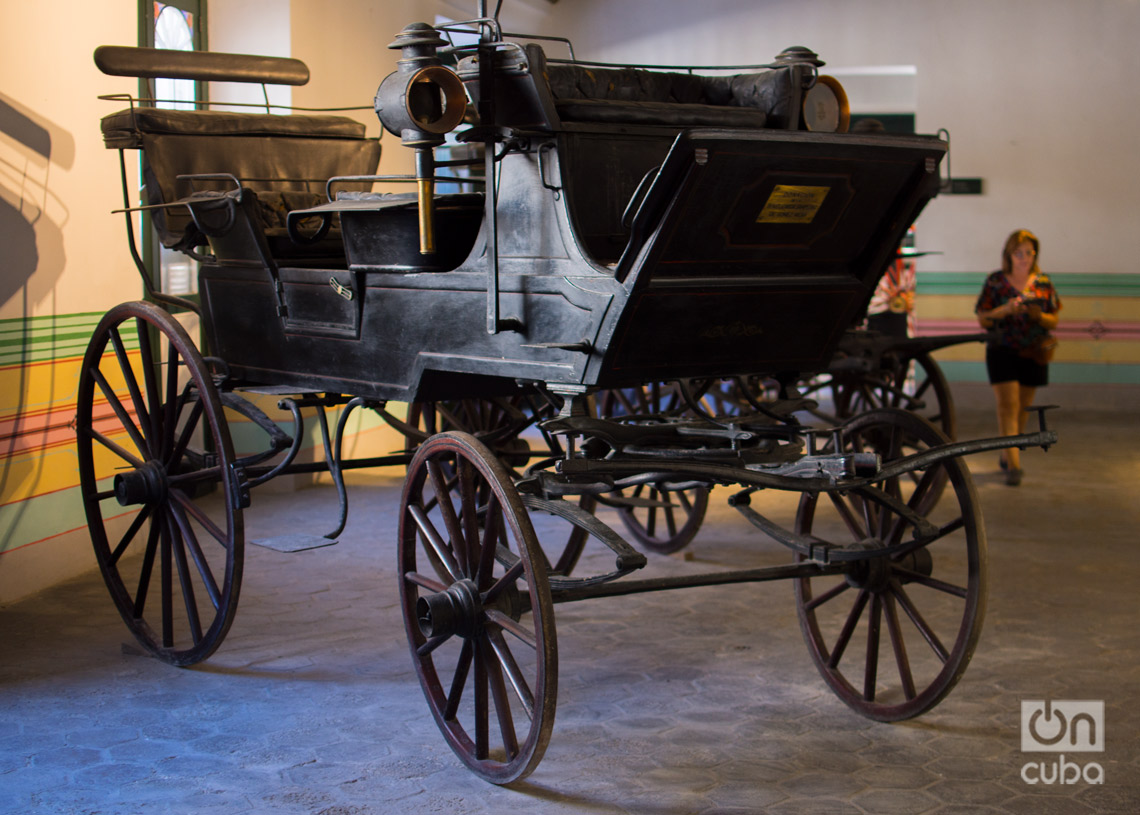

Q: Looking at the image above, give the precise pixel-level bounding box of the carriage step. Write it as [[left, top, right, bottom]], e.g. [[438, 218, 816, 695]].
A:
[[252, 534, 338, 553]]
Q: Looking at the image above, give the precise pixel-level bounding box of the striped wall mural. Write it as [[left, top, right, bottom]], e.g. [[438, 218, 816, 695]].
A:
[[911, 273, 1140, 385], [1, 312, 116, 559]]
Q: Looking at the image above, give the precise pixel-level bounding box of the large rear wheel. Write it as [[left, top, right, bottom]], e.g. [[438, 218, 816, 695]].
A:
[[76, 301, 243, 666]]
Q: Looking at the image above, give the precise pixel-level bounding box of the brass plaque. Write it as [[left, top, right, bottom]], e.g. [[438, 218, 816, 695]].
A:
[[756, 185, 830, 224]]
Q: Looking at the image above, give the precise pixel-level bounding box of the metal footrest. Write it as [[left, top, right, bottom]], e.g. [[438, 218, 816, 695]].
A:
[[252, 534, 338, 553]]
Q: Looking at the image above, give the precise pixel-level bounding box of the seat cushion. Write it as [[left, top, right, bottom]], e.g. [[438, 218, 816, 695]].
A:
[[100, 107, 368, 149]]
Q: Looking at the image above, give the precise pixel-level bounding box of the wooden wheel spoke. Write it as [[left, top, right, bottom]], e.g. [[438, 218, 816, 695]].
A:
[[474, 639, 489, 759], [912, 374, 933, 402], [827, 588, 870, 669], [663, 499, 678, 538], [167, 499, 222, 611], [457, 458, 479, 577], [160, 514, 175, 647], [427, 459, 466, 572], [892, 566, 968, 599], [803, 579, 850, 612], [644, 488, 658, 536], [92, 356, 150, 460], [111, 506, 152, 566], [475, 494, 502, 590], [416, 633, 452, 658], [108, 326, 154, 444], [482, 635, 520, 759], [87, 425, 146, 469], [485, 608, 537, 651], [482, 559, 524, 607], [408, 504, 463, 583], [883, 591, 917, 700], [167, 488, 230, 550], [134, 317, 164, 441], [906, 460, 942, 507], [404, 570, 448, 595], [166, 508, 205, 643], [162, 338, 181, 462], [132, 518, 162, 619], [864, 593, 882, 701], [165, 397, 205, 472], [891, 583, 950, 663], [828, 491, 867, 540], [487, 628, 535, 719], [444, 639, 474, 720]]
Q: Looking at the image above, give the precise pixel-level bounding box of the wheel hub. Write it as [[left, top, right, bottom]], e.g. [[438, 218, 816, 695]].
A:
[[844, 540, 893, 593], [417, 579, 483, 639], [897, 547, 934, 584], [113, 460, 168, 506]]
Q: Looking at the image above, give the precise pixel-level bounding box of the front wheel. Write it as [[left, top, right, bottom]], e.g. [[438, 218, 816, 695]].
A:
[[399, 432, 557, 784]]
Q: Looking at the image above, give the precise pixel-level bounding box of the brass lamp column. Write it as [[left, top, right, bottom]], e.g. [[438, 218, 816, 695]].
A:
[[374, 23, 467, 254]]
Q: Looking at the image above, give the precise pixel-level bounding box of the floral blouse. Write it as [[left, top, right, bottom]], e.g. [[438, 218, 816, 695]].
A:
[[975, 271, 1061, 350]]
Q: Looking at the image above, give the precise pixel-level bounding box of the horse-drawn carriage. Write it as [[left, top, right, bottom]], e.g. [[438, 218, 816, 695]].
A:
[[79, 5, 1056, 783]]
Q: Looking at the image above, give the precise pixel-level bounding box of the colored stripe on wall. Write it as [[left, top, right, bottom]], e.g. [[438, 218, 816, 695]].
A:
[[0, 312, 112, 367]]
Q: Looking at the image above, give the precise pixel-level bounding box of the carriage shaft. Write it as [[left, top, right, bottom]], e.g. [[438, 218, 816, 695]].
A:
[[548, 560, 847, 605]]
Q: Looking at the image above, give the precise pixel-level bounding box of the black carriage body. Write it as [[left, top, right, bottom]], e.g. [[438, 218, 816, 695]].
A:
[[199, 125, 944, 401]]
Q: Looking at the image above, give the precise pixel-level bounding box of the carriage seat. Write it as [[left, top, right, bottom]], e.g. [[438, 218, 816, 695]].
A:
[[544, 63, 787, 129], [100, 106, 381, 261], [458, 44, 806, 132]]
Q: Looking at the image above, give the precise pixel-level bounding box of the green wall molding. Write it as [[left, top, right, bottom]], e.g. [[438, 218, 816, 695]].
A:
[[917, 272, 1140, 298]]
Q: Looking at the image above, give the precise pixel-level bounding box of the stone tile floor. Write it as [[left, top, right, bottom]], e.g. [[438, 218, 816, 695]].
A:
[[1, 407, 1138, 813]]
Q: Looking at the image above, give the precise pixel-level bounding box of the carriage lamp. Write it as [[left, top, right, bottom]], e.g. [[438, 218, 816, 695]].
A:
[[375, 23, 468, 254]]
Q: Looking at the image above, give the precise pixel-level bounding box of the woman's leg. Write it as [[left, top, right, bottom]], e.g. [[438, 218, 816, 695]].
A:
[[1017, 385, 1037, 433], [992, 381, 1023, 470]]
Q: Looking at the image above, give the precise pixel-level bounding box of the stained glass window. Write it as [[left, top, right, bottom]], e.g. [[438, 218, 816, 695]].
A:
[[154, 3, 196, 111]]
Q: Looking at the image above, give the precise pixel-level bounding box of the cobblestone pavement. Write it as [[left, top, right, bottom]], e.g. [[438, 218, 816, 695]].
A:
[[2, 408, 1138, 813]]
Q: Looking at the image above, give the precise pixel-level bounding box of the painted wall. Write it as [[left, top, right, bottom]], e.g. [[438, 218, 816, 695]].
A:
[[0, 0, 310, 604], [1, 0, 145, 603]]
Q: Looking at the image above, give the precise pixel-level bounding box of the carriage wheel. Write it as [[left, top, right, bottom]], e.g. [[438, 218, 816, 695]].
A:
[[614, 482, 710, 554], [793, 408, 985, 721], [399, 432, 557, 784], [75, 301, 243, 666], [799, 352, 956, 439], [593, 383, 710, 554], [404, 398, 534, 468], [404, 397, 595, 575]]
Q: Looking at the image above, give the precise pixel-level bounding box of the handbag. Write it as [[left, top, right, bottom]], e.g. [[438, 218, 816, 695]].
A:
[[1020, 334, 1057, 365]]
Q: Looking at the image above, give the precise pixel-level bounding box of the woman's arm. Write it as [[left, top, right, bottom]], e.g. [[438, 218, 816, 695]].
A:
[[1027, 304, 1059, 330], [976, 298, 1023, 328]]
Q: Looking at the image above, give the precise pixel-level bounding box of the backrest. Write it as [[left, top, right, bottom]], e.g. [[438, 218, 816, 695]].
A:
[[96, 46, 381, 257]]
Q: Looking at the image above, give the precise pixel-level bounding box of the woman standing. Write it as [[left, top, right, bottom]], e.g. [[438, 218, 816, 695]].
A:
[[975, 229, 1061, 485]]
